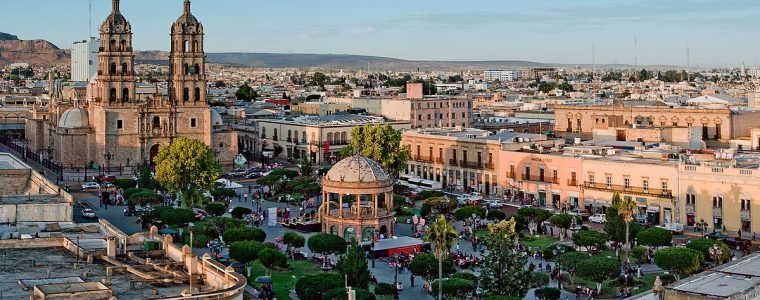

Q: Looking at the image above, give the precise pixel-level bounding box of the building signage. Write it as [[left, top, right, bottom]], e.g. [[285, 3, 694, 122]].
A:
[[530, 157, 552, 163]]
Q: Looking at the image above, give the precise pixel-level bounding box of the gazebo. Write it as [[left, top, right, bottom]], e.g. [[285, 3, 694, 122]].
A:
[[321, 156, 395, 242]]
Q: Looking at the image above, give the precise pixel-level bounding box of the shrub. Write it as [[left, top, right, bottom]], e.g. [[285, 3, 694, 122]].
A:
[[296, 273, 344, 300], [113, 179, 137, 189], [531, 272, 551, 288], [230, 206, 252, 219], [322, 288, 376, 300], [534, 287, 561, 300], [223, 227, 266, 243], [204, 202, 226, 216], [487, 210, 506, 220], [451, 272, 478, 283], [269, 168, 299, 178], [454, 206, 487, 221], [283, 232, 306, 250], [630, 246, 649, 264], [123, 187, 144, 199], [431, 278, 476, 299], [159, 208, 195, 226], [654, 247, 703, 276], [636, 227, 673, 247], [228, 241, 264, 264], [373, 283, 397, 296], [258, 248, 289, 271], [308, 233, 347, 255], [418, 190, 444, 199], [686, 238, 731, 263]]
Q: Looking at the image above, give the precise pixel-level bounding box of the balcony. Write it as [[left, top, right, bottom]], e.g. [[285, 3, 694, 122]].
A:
[[507, 172, 516, 179], [483, 162, 495, 170], [449, 158, 459, 166], [685, 204, 695, 214], [712, 207, 722, 218], [582, 182, 673, 199], [459, 160, 482, 169], [544, 177, 559, 184], [521, 174, 532, 181], [415, 155, 433, 163], [435, 157, 444, 164], [741, 209, 751, 221], [567, 179, 578, 186]]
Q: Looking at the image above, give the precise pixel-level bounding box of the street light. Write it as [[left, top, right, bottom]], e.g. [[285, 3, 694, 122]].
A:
[[553, 244, 565, 289]]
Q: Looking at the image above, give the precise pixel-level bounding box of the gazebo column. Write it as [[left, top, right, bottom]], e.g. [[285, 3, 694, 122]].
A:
[[339, 194, 343, 217], [324, 192, 329, 216], [373, 193, 378, 217], [356, 194, 361, 219], [388, 192, 393, 215]]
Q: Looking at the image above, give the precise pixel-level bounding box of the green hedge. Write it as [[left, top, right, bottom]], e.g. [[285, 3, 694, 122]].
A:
[[454, 206, 486, 221]]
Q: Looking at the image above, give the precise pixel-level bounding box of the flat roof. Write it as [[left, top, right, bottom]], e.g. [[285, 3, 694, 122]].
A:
[[0, 152, 30, 169], [667, 272, 760, 297], [714, 252, 760, 277], [36, 282, 109, 295], [373, 236, 423, 251]]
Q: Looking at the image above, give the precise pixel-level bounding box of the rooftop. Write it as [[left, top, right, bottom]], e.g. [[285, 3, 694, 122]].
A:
[[666, 252, 760, 298], [261, 114, 395, 127], [0, 152, 30, 169]]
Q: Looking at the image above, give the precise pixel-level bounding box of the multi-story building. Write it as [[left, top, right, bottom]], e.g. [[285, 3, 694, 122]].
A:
[[483, 70, 518, 82], [554, 103, 760, 147], [504, 151, 583, 210], [70, 37, 99, 82], [256, 114, 410, 165]]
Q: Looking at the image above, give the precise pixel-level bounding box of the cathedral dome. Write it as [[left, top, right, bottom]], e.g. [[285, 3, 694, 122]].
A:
[[174, 0, 201, 29], [325, 156, 390, 183], [59, 107, 90, 129], [100, 0, 131, 33], [211, 108, 224, 126]]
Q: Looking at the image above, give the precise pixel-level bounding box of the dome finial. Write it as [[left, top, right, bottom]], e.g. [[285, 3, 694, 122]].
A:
[[112, 0, 120, 12], [184, 0, 191, 13]]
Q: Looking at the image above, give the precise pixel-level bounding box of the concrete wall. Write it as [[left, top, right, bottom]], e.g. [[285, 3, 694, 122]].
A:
[[0, 169, 29, 194]]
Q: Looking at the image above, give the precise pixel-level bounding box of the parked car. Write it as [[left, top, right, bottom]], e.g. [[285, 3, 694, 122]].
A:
[[485, 200, 504, 209], [95, 175, 116, 183], [656, 223, 684, 234], [244, 171, 263, 179], [588, 214, 607, 224], [81, 208, 97, 219], [227, 168, 247, 177], [457, 192, 483, 204], [568, 209, 590, 220], [81, 182, 101, 190], [723, 236, 752, 250]]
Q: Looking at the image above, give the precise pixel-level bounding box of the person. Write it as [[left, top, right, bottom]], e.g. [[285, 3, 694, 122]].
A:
[[410, 274, 415, 287]]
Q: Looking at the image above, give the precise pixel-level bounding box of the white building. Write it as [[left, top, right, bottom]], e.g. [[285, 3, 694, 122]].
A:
[[749, 69, 760, 78], [484, 70, 518, 82], [70, 37, 99, 82]]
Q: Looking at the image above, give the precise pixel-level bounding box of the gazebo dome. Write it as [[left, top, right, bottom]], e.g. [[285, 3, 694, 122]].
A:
[[210, 108, 224, 126], [59, 107, 90, 129], [325, 156, 390, 183]]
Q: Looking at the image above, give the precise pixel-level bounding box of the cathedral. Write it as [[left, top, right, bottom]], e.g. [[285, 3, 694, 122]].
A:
[[26, 0, 237, 171]]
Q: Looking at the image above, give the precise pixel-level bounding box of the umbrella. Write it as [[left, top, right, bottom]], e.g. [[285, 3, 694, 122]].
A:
[[255, 276, 273, 284]]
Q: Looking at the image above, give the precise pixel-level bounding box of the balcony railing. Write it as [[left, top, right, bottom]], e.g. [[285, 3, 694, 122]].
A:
[[741, 209, 751, 220], [415, 155, 433, 163], [484, 162, 495, 170], [449, 158, 458, 166], [544, 177, 559, 184], [507, 172, 516, 179], [435, 157, 444, 164], [459, 160, 481, 168], [685, 204, 695, 214], [567, 179, 578, 186], [521, 174, 532, 181], [712, 207, 723, 218], [582, 182, 673, 199]]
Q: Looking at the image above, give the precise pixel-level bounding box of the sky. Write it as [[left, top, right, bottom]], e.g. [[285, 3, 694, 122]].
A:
[[2, 0, 760, 67]]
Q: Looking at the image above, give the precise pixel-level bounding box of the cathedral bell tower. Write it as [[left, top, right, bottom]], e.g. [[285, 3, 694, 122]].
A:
[[95, 0, 136, 105], [169, 0, 207, 107]]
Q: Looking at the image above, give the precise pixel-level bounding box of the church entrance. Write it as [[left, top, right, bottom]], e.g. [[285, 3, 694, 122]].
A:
[[149, 144, 160, 167]]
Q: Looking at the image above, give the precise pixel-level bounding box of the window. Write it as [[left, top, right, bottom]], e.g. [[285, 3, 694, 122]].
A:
[[741, 199, 750, 210], [288, 130, 292, 141], [121, 63, 128, 75], [183, 40, 189, 52], [661, 180, 668, 191], [713, 196, 723, 208], [193, 40, 198, 52], [624, 177, 630, 189], [643, 179, 649, 192], [183, 63, 189, 75], [194, 88, 201, 102], [462, 112, 466, 118], [716, 124, 721, 139], [109, 88, 116, 102], [183, 88, 189, 102], [539, 168, 545, 181], [589, 174, 595, 185], [261, 127, 267, 139], [120, 40, 126, 51], [340, 132, 346, 144], [122, 88, 129, 102], [418, 114, 422, 121], [326, 133, 332, 144], [672, 122, 678, 126], [606, 176, 612, 188], [117, 119, 123, 129], [273, 129, 278, 141], [427, 114, 431, 120], [190, 118, 197, 128], [686, 194, 695, 205], [153, 116, 161, 129], [110, 62, 117, 75]]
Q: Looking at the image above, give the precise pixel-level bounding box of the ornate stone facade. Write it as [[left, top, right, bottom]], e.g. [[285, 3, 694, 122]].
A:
[[25, 0, 236, 170]]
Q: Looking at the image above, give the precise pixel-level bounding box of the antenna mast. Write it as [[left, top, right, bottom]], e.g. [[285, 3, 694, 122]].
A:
[[592, 42, 596, 78], [88, 0, 92, 38]]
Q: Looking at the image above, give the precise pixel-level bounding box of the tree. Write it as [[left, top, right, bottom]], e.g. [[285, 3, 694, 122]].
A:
[[426, 215, 458, 300], [299, 157, 313, 176], [113, 179, 137, 190], [454, 206, 486, 221], [336, 241, 371, 289], [401, 79, 437, 95], [420, 197, 456, 217], [204, 202, 226, 216], [605, 207, 644, 245], [558, 252, 591, 283], [686, 238, 731, 263], [431, 278, 476, 300], [531, 272, 550, 288], [577, 256, 620, 293], [322, 288, 376, 300], [557, 82, 574, 93], [534, 287, 561, 300], [537, 82, 555, 93], [611, 193, 636, 252], [154, 137, 222, 208], [339, 124, 409, 177], [223, 227, 266, 243], [228, 241, 264, 264], [548, 213, 580, 240], [636, 227, 672, 248], [136, 161, 159, 189], [295, 273, 344, 300], [307, 233, 347, 256], [630, 246, 649, 264], [214, 80, 226, 88], [487, 210, 506, 220], [410, 253, 455, 281], [373, 283, 397, 296], [160, 208, 195, 226], [230, 206, 252, 219], [516, 207, 553, 234], [282, 232, 306, 255], [309, 72, 328, 87], [235, 83, 258, 100], [654, 247, 703, 278], [258, 248, 289, 272], [479, 219, 533, 298], [571, 230, 609, 254]]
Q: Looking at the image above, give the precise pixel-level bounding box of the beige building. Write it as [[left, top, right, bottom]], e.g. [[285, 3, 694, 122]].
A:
[[555, 103, 760, 147], [24, 0, 237, 170], [257, 115, 410, 165]]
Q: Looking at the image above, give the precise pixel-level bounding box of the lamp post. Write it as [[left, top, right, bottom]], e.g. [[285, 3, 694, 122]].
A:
[[553, 244, 565, 289]]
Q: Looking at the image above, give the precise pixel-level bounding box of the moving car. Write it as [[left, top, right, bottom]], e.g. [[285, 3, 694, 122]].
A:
[[485, 200, 505, 209], [457, 192, 483, 205], [81, 182, 101, 190], [81, 208, 97, 219], [588, 214, 607, 224], [656, 223, 685, 234]]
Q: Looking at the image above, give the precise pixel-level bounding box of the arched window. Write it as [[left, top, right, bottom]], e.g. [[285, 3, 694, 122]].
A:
[[293, 130, 298, 143], [153, 116, 161, 128], [121, 63, 128, 75], [110, 62, 117, 75], [183, 63, 189, 75], [183, 40, 189, 52], [273, 129, 278, 141], [311, 132, 316, 143], [261, 127, 267, 139], [341, 132, 347, 144], [327, 133, 333, 144], [183, 88, 189, 102], [193, 40, 198, 52], [193, 64, 200, 75], [301, 131, 306, 143], [287, 130, 292, 141], [194, 88, 201, 102], [109, 88, 116, 102], [110, 40, 116, 51], [120, 40, 127, 51], [122, 88, 129, 102]]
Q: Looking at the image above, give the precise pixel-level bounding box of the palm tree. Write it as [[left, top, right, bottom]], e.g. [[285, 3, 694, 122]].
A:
[[612, 192, 637, 254], [426, 214, 458, 300]]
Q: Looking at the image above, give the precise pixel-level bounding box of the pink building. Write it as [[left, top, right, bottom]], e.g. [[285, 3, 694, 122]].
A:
[[502, 151, 583, 210]]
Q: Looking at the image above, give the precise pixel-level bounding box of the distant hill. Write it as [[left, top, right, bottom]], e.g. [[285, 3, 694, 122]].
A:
[[0, 32, 68, 66]]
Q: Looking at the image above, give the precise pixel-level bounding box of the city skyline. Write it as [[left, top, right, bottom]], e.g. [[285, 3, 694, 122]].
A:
[[2, 0, 760, 67]]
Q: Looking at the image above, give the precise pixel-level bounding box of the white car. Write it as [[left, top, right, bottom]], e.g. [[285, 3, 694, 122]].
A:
[[588, 214, 607, 224], [81, 182, 101, 190], [81, 208, 97, 219], [486, 200, 504, 209]]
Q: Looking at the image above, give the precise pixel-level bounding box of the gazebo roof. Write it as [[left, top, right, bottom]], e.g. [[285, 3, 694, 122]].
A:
[[325, 156, 390, 183]]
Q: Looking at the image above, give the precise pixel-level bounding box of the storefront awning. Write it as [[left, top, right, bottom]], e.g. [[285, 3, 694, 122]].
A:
[[646, 207, 660, 213]]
